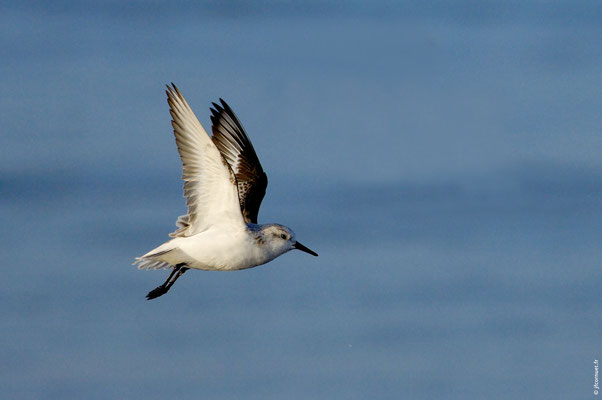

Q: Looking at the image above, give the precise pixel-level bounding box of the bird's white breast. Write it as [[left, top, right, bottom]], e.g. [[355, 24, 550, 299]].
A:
[[162, 226, 271, 271]]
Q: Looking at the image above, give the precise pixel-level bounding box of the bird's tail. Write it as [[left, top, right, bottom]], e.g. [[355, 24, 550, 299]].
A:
[[132, 248, 176, 270], [133, 257, 173, 270]]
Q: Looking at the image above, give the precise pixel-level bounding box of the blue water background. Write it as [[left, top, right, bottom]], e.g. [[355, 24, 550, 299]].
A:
[[1, 2, 601, 399]]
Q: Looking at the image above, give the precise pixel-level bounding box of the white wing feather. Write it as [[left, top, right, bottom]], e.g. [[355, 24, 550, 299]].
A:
[[165, 84, 244, 236]]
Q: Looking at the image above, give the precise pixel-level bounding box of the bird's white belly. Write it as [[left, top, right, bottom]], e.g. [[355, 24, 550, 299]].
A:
[[160, 229, 268, 271]]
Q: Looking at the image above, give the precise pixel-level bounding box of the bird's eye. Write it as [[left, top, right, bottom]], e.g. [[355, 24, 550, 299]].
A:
[[280, 234, 287, 240]]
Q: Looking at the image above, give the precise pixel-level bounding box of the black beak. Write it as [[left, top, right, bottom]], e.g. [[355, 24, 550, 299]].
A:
[[293, 241, 318, 257]]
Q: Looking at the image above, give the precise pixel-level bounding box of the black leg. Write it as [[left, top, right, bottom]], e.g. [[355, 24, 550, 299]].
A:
[[161, 265, 181, 286], [164, 267, 189, 290], [146, 263, 188, 300]]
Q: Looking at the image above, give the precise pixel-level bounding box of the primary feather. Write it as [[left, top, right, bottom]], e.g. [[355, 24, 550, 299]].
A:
[[210, 99, 268, 224], [165, 84, 245, 237]]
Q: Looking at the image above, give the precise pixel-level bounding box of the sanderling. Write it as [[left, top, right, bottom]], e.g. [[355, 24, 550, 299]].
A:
[[134, 84, 318, 300]]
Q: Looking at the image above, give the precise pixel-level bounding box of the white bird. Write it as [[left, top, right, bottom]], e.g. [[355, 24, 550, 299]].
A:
[[134, 84, 318, 300]]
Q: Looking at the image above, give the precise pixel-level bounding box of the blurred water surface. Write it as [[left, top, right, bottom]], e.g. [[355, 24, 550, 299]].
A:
[[1, 2, 601, 399]]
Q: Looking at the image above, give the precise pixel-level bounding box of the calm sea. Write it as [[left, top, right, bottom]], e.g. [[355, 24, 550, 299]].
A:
[[2, 2, 601, 399]]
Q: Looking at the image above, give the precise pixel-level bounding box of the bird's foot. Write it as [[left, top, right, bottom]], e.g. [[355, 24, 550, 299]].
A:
[[146, 285, 169, 300]]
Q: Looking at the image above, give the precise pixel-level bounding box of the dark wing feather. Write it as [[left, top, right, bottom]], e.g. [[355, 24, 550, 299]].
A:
[[210, 99, 268, 224]]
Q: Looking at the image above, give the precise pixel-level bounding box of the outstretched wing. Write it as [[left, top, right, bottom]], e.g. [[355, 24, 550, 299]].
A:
[[165, 84, 245, 237], [210, 99, 268, 224]]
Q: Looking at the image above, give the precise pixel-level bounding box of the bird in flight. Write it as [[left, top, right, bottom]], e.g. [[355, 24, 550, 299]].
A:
[[134, 84, 318, 300]]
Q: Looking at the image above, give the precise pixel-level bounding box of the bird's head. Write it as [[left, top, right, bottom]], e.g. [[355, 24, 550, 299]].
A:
[[259, 224, 318, 259]]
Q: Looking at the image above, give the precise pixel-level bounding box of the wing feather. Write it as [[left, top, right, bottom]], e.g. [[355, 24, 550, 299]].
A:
[[210, 99, 268, 224], [165, 84, 244, 237]]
